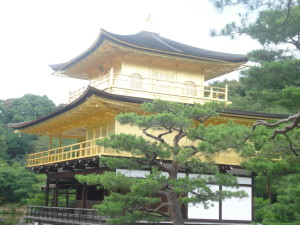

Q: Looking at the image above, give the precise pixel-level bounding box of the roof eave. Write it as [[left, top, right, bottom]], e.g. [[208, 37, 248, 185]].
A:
[[9, 87, 289, 131], [49, 29, 248, 74]]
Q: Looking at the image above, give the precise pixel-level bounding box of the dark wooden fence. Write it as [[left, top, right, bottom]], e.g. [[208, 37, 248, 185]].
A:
[[26, 205, 105, 224]]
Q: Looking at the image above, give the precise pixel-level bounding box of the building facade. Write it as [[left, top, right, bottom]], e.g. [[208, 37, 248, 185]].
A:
[[11, 29, 287, 224]]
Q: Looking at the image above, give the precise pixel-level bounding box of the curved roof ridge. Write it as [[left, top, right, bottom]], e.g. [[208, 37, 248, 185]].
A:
[[49, 29, 247, 73], [150, 32, 183, 53], [102, 29, 247, 62]]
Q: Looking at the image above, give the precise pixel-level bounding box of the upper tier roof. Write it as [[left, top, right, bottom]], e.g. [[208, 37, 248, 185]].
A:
[[50, 29, 247, 72]]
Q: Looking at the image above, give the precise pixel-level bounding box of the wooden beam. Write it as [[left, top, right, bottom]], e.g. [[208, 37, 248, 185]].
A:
[[48, 168, 108, 179], [54, 178, 59, 207], [73, 163, 86, 170], [46, 167, 58, 173], [62, 165, 74, 171], [45, 178, 50, 206]]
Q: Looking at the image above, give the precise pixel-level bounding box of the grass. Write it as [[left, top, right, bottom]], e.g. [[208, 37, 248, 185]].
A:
[[0, 204, 25, 215]]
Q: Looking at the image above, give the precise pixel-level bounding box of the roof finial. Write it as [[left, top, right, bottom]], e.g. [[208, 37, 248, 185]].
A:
[[142, 14, 157, 33]]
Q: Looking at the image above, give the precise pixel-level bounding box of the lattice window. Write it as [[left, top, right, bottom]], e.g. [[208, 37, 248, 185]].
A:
[[185, 81, 196, 96], [130, 73, 143, 89]]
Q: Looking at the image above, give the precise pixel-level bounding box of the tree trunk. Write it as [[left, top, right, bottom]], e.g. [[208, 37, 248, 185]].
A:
[[167, 191, 185, 225]]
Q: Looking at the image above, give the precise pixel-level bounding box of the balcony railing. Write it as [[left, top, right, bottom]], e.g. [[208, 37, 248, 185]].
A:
[[27, 138, 130, 167], [68, 74, 228, 103], [27, 139, 243, 167]]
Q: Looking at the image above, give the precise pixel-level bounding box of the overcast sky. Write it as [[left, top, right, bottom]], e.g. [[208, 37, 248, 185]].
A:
[[0, 0, 261, 105]]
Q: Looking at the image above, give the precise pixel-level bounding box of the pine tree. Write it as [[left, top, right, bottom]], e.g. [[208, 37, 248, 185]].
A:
[[77, 100, 252, 225]]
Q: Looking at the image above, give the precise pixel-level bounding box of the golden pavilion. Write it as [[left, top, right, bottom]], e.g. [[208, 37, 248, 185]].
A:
[[10, 28, 287, 224]]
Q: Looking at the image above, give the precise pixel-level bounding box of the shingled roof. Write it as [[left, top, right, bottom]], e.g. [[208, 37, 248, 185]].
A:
[[50, 29, 247, 72]]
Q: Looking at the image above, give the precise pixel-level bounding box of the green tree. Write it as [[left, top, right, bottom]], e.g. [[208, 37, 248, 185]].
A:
[[240, 58, 300, 112], [243, 158, 289, 204], [25, 174, 46, 206], [77, 100, 252, 225], [242, 125, 300, 223], [263, 172, 300, 224], [210, 51, 300, 154], [209, 0, 300, 137], [210, 50, 300, 113], [0, 161, 42, 204], [250, 157, 300, 224], [5, 94, 56, 123], [0, 94, 57, 161], [0, 94, 57, 206], [207, 2, 300, 216], [0, 125, 8, 160], [210, 0, 300, 50]]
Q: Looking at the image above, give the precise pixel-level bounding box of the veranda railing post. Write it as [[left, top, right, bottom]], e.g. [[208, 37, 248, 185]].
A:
[[66, 208, 68, 221], [78, 208, 81, 223], [72, 209, 76, 223], [225, 83, 228, 101]]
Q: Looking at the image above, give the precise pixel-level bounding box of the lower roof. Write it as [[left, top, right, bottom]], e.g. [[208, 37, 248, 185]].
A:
[[9, 86, 289, 131]]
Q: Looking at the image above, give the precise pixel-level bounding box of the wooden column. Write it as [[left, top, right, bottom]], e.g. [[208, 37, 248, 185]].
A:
[[82, 183, 87, 208], [49, 136, 53, 149], [54, 178, 59, 207], [45, 178, 50, 206]]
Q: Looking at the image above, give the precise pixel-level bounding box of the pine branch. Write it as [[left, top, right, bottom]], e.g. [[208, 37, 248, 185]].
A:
[[142, 128, 166, 143], [125, 193, 171, 218], [283, 133, 299, 156], [127, 202, 170, 218], [190, 190, 219, 200], [185, 146, 199, 156], [194, 113, 213, 123], [252, 112, 300, 139], [158, 128, 173, 139], [173, 128, 186, 148], [151, 158, 172, 174]]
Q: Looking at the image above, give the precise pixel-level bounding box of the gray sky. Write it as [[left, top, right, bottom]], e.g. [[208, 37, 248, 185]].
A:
[[0, 0, 261, 105]]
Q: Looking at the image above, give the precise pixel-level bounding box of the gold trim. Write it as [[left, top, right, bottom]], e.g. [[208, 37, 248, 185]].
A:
[[220, 113, 283, 120]]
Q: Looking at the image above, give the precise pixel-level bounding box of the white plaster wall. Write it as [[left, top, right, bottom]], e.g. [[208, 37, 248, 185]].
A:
[[222, 186, 252, 221], [237, 177, 252, 185], [188, 185, 220, 219], [120, 55, 204, 86], [116, 169, 150, 178]]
